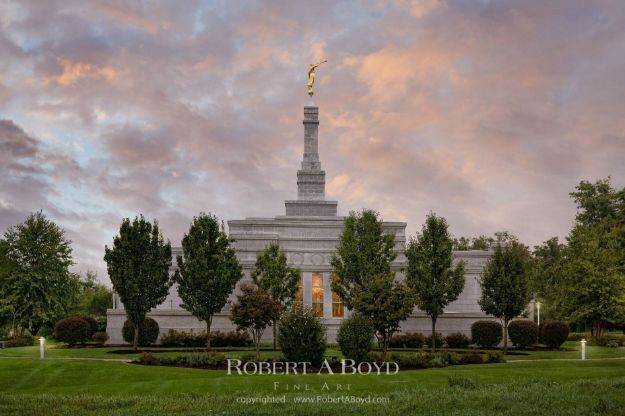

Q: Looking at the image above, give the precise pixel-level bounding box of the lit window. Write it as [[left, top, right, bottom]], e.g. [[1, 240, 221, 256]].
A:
[[331, 272, 344, 317], [312, 272, 324, 317]]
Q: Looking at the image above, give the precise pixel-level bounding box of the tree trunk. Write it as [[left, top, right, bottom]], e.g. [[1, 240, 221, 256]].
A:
[[273, 320, 277, 351], [206, 319, 212, 350], [133, 325, 139, 352], [382, 334, 388, 360], [431, 316, 437, 351], [503, 319, 508, 354]]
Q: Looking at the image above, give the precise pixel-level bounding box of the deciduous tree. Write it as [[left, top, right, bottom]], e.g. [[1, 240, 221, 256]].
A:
[[251, 242, 300, 349], [406, 213, 465, 350], [174, 213, 242, 349], [331, 210, 396, 309], [479, 241, 532, 353], [104, 216, 172, 351]]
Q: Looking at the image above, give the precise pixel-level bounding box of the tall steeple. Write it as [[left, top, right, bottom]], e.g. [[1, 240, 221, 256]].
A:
[[284, 103, 338, 216]]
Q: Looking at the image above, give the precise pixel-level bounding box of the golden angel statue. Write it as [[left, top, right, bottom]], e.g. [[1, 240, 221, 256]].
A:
[[308, 60, 327, 97]]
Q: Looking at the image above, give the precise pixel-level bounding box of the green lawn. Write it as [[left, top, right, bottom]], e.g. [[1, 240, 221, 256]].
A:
[[1, 340, 623, 362], [1, 343, 625, 415]]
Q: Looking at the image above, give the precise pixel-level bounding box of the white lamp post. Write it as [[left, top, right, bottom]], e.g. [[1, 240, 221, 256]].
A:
[[536, 301, 541, 327], [39, 337, 45, 359], [581, 339, 586, 361]]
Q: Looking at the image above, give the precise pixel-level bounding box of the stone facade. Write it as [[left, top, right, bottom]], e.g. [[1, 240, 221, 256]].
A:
[[106, 103, 499, 345]]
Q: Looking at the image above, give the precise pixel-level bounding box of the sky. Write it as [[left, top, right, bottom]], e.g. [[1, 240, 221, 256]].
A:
[[1, 0, 624, 284]]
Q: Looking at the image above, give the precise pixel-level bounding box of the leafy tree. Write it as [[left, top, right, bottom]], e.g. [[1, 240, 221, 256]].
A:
[[406, 213, 465, 350], [251, 242, 300, 349], [0, 212, 77, 336], [66, 271, 112, 317], [530, 237, 564, 310], [104, 216, 172, 351], [230, 284, 281, 360], [452, 235, 493, 251], [174, 213, 242, 349], [552, 225, 625, 336], [569, 177, 625, 228], [331, 210, 396, 309], [479, 241, 532, 353], [351, 272, 414, 359]]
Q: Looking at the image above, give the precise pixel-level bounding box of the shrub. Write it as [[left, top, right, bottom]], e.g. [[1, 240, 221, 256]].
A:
[[96, 316, 107, 332], [122, 318, 160, 346], [337, 314, 375, 363], [425, 332, 445, 349], [389, 332, 425, 348], [458, 352, 484, 365], [430, 356, 446, 367], [445, 332, 470, 349], [92, 331, 109, 345], [471, 320, 502, 348], [589, 333, 625, 347], [55, 317, 91, 346], [5, 336, 34, 348], [79, 316, 98, 336], [159, 329, 251, 347], [486, 351, 505, 363], [508, 320, 538, 348], [391, 352, 431, 369], [137, 352, 159, 365], [540, 320, 569, 348], [568, 332, 589, 341], [367, 351, 383, 364], [278, 307, 326, 367]]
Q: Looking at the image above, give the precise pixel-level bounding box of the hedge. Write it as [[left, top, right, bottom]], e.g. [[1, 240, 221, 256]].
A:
[[471, 320, 502, 347], [508, 320, 538, 348], [540, 320, 569, 348], [122, 318, 160, 346], [55, 317, 91, 346], [337, 314, 375, 363]]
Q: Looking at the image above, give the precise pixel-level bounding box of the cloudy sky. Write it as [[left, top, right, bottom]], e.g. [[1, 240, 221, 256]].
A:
[[1, 0, 624, 283]]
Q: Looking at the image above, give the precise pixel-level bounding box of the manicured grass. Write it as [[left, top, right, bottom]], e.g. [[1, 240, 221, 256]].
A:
[[1, 358, 624, 415], [2, 340, 623, 362]]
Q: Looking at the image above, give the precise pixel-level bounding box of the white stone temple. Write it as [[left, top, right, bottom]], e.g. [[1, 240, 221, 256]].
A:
[[106, 102, 497, 344]]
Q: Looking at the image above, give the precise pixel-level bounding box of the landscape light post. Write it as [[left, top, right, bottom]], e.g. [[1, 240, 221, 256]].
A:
[[581, 339, 586, 361], [536, 301, 541, 327], [39, 337, 45, 359]]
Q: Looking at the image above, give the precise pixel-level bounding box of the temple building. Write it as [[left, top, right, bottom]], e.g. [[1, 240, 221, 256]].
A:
[[106, 101, 497, 344]]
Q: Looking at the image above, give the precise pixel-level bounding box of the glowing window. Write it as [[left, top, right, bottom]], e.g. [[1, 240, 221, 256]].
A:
[[312, 272, 324, 317], [331, 272, 344, 318]]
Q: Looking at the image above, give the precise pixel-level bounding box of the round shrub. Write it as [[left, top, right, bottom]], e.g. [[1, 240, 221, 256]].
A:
[[425, 332, 445, 348], [92, 331, 109, 345], [79, 316, 98, 336], [508, 320, 538, 348], [55, 317, 91, 346], [337, 314, 375, 363], [445, 332, 471, 349], [389, 332, 425, 348], [471, 320, 502, 348], [540, 320, 569, 348], [278, 306, 326, 367], [122, 318, 160, 346]]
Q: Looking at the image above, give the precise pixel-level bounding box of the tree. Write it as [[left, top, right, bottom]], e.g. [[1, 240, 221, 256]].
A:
[[530, 237, 564, 311], [452, 235, 493, 251], [552, 225, 625, 336], [251, 242, 300, 349], [230, 283, 281, 360], [174, 213, 242, 349], [406, 213, 465, 350], [351, 272, 414, 359], [569, 177, 625, 228], [0, 212, 77, 336], [479, 241, 532, 353], [104, 216, 172, 351], [66, 271, 112, 317], [331, 210, 396, 309]]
